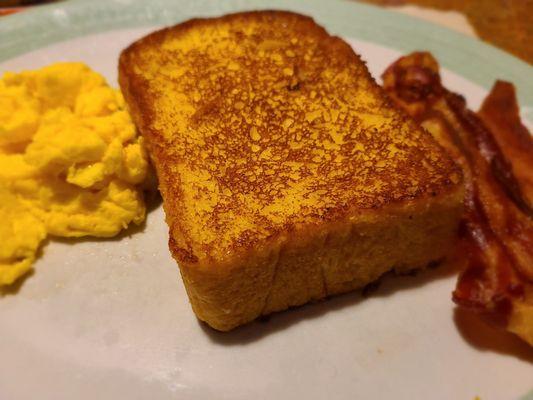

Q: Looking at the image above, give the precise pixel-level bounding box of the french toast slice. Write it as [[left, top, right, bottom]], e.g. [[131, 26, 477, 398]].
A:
[[119, 11, 464, 331]]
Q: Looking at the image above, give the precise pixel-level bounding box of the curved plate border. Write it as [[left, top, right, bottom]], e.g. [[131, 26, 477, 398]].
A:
[[0, 0, 532, 109], [0, 1, 532, 398]]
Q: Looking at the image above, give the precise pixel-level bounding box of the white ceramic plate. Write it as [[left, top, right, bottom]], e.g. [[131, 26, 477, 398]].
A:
[[1, 1, 532, 399]]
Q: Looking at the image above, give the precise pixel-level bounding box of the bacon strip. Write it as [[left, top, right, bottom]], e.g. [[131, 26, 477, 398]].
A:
[[478, 81, 533, 206], [382, 52, 533, 345]]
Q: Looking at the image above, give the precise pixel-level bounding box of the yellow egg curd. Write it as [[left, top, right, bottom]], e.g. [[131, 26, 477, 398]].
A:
[[0, 62, 149, 285]]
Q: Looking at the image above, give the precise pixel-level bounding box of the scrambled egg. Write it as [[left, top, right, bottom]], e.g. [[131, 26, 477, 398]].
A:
[[0, 63, 149, 285]]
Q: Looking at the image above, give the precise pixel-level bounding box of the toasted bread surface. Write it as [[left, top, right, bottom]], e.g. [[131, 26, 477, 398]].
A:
[[119, 11, 463, 330]]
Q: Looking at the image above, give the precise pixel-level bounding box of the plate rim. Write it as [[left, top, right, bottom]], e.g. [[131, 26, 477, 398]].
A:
[[0, 0, 532, 111], [1, 1, 533, 399]]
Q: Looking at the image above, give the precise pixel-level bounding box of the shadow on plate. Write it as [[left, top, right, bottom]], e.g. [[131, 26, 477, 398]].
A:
[[453, 307, 533, 363], [0, 236, 50, 297], [0, 269, 35, 298], [0, 192, 162, 294], [200, 259, 459, 345]]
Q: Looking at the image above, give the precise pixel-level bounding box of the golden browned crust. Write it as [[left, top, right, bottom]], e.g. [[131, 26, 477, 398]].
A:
[[119, 11, 464, 330], [178, 193, 463, 330]]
